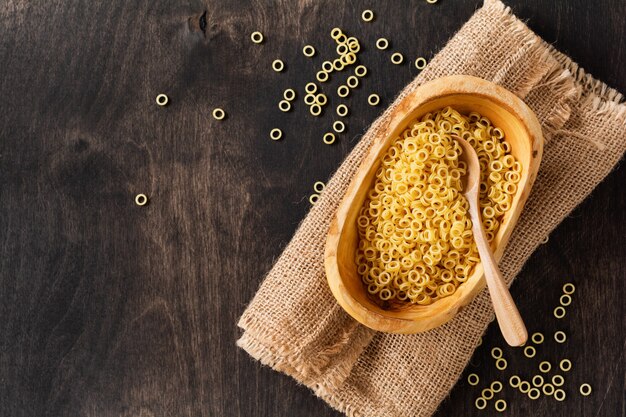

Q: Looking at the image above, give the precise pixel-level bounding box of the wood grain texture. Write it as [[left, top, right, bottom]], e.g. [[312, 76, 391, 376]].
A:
[[0, 1, 623, 417]]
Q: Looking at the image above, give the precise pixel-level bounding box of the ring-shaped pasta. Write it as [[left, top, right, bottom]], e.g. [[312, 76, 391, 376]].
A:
[[315, 94, 328, 106], [336, 43, 349, 56], [563, 283, 575, 294], [554, 306, 566, 319], [509, 375, 521, 388], [491, 347, 503, 359], [368, 94, 380, 106], [554, 331, 567, 343], [475, 397, 487, 410], [554, 389, 566, 401], [524, 345, 536, 358], [336, 104, 349, 117], [355, 65, 367, 77], [302, 45, 315, 57], [495, 358, 507, 370], [481, 388, 494, 400], [309, 194, 319, 205], [322, 61, 334, 73], [270, 128, 283, 141], [467, 373, 479, 386], [518, 381, 531, 393], [156, 94, 169, 106], [531, 332, 544, 344], [426, 0, 438, 3], [361, 9, 374, 22], [212, 108, 226, 120], [376, 38, 389, 50], [335, 33, 347, 44], [250, 31, 264, 44], [539, 361, 552, 373], [552, 375, 565, 386], [323, 132, 336, 145], [532, 375, 544, 387], [528, 388, 541, 400], [391, 52, 404, 65], [542, 383, 555, 396], [283, 89, 296, 101], [559, 359, 572, 372], [490, 381, 503, 393], [313, 181, 325, 193], [304, 94, 317, 105], [579, 383, 592, 396], [272, 59, 285, 72], [332, 58, 345, 71], [344, 52, 357, 65], [310, 104, 322, 116], [494, 399, 506, 412], [305, 83, 318, 94], [347, 75, 359, 88], [333, 121, 346, 133], [330, 28, 343, 40], [415, 57, 427, 69], [278, 100, 291, 112], [560, 294, 572, 306], [316, 71, 330, 83], [337, 85, 350, 98], [135, 194, 148, 206]]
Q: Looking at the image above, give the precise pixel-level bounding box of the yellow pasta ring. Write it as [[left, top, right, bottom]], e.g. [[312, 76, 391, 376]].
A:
[[509, 375, 521, 388], [490, 381, 503, 393], [322, 61, 334, 72], [155, 94, 169, 106], [491, 347, 503, 359], [337, 85, 350, 98], [251, 31, 264, 44], [355, 65, 367, 77], [135, 194, 148, 206], [330, 28, 343, 40], [315, 94, 328, 106], [562, 283, 575, 294], [523, 345, 536, 358], [554, 306, 566, 319], [272, 59, 285, 72], [212, 108, 226, 120], [269, 128, 283, 141], [542, 383, 555, 396], [304, 94, 317, 105], [347, 75, 359, 89], [415, 57, 427, 69], [348, 42, 360, 53], [518, 381, 531, 393], [336, 43, 349, 56], [316, 71, 330, 83], [310, 104, 322, 116], [528, 387, 541, 400], [579, 383, 592, 396], [391, 52, 404, 65], [481, 388, 494, 400], [278, 100, 291, 112], [554, 389, 566, 401], [333, 58, 345, 71], [467, 373, 479, 386], [302, 45, 315, 57], [367, 93, 380, 106], [559, 359, 572, 372], [475, 397, 487, 410], [560, 294, 572, 306], [323, 132, 336, 145], [283, 89, 296, 101], [332, 121, 345, 133], [313, 181, 325, 193], [531, 332, 544, 344], [552, 375, 565, 386], [532, 375, 544, 387], [494, 399, 507, 412], [361, 9, 374, 22], [539, 361, 552, 373], [495, 358, 507, 370], [309, 194, 319, 205], [427, 0, 438, 4], [554, 330, 567, 343], [336, 104, 349, 117], [305, 83, 318, 94], [376, 38, 389, 50]]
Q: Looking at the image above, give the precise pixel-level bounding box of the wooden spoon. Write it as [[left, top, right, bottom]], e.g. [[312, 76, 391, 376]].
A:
[[454, 135, 528, 347]]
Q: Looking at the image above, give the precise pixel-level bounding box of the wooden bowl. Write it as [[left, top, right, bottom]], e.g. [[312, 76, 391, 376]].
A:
[[324, 75, 544, 334]]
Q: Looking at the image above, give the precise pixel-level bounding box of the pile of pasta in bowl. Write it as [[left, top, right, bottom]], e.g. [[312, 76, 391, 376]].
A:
[[355, 107, 522, 307]]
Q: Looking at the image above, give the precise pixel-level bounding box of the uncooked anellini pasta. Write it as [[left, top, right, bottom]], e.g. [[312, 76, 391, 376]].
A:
[[355, 106, 522, 306]]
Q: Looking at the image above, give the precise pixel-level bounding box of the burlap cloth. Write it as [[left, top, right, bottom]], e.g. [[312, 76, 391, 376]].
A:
[[237, 1, 626, 416]]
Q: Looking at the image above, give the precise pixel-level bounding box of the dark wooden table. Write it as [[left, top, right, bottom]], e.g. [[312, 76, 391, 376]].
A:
[[1, 1, 624, 416]]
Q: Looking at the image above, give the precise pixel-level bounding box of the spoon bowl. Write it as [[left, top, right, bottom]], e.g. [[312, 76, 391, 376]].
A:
[[325, 75, 543, 334]]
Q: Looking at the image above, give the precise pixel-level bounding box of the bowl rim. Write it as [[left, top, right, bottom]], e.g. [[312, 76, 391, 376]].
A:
[[324, 75, 544, 333]]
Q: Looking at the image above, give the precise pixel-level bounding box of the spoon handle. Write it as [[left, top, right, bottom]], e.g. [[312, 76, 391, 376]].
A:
[[469, 204, 528, 347]]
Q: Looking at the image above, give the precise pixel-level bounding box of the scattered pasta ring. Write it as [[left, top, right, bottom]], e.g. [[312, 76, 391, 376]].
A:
[[355, 65, 367, 77], [135, 194, 148, 206], [336, 104, 349, 117], [310, 104, 322, 116], [542, 383, 555, 396], [563, 283, 575, 294], [554, 331, 567, 343], [494, 399, 506, 412], [251, 31, 264, 44], [337, 85, 350, 98], [212, 108, 226, 120], [559, 359, 572, 372], [518, 381, 531, 393], [427, 0, 438, 4], [367, 94, 380, 106], [343, 52, 357, 65], [335, 34, 347, 45], [475, 397, 487, 410], [270, 128, 283, 141], [322, 61, 334, 73], [415, 57, 427, 69], [376, 38, 389, 50], [491, 347, 503, 359], [336, 43, 349, 56], [495, 358, 507, 370], [315, 94, 328, 106], [467, 373, 479, 386], [532, 375, 544, 387], [554, 389, 566, 401], [347, 75, 359, 88], [309, 194, 319, 205], [279, 100, 291, 112], [560, 294, 572, 306], [283, 89, 296, 101], [348, 42, 360, 54], [509, 375, 521, 388], [481, 388, 494, 400], [554, 306, 566, 319], [323, 132, 336, 145], [313, 181, 325, 193], [272, 59, 285, 72], [531, 332, 544, 344], [391, 52, 404, 65], [305, 83, 318, 94], [579, 383, 592, 396], [304, 94, 317, 105], [490, 381, 503, 393], [155, 94, 169, 106], [332, 58, 345, 71], [333, 121, 346, 133], [528, 388, 541, 400], [552, 375, 565, 386], [361, 9, 374, 22], [316, 71, 330, 83], [330, 28, 343, 40], [539, 361, 552, 373], [303, 45, 316, 57], [523, 345, 536, 358]]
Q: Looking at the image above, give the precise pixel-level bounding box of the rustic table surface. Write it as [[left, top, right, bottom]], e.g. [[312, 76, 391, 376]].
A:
[[1, 0, 624, 416]]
